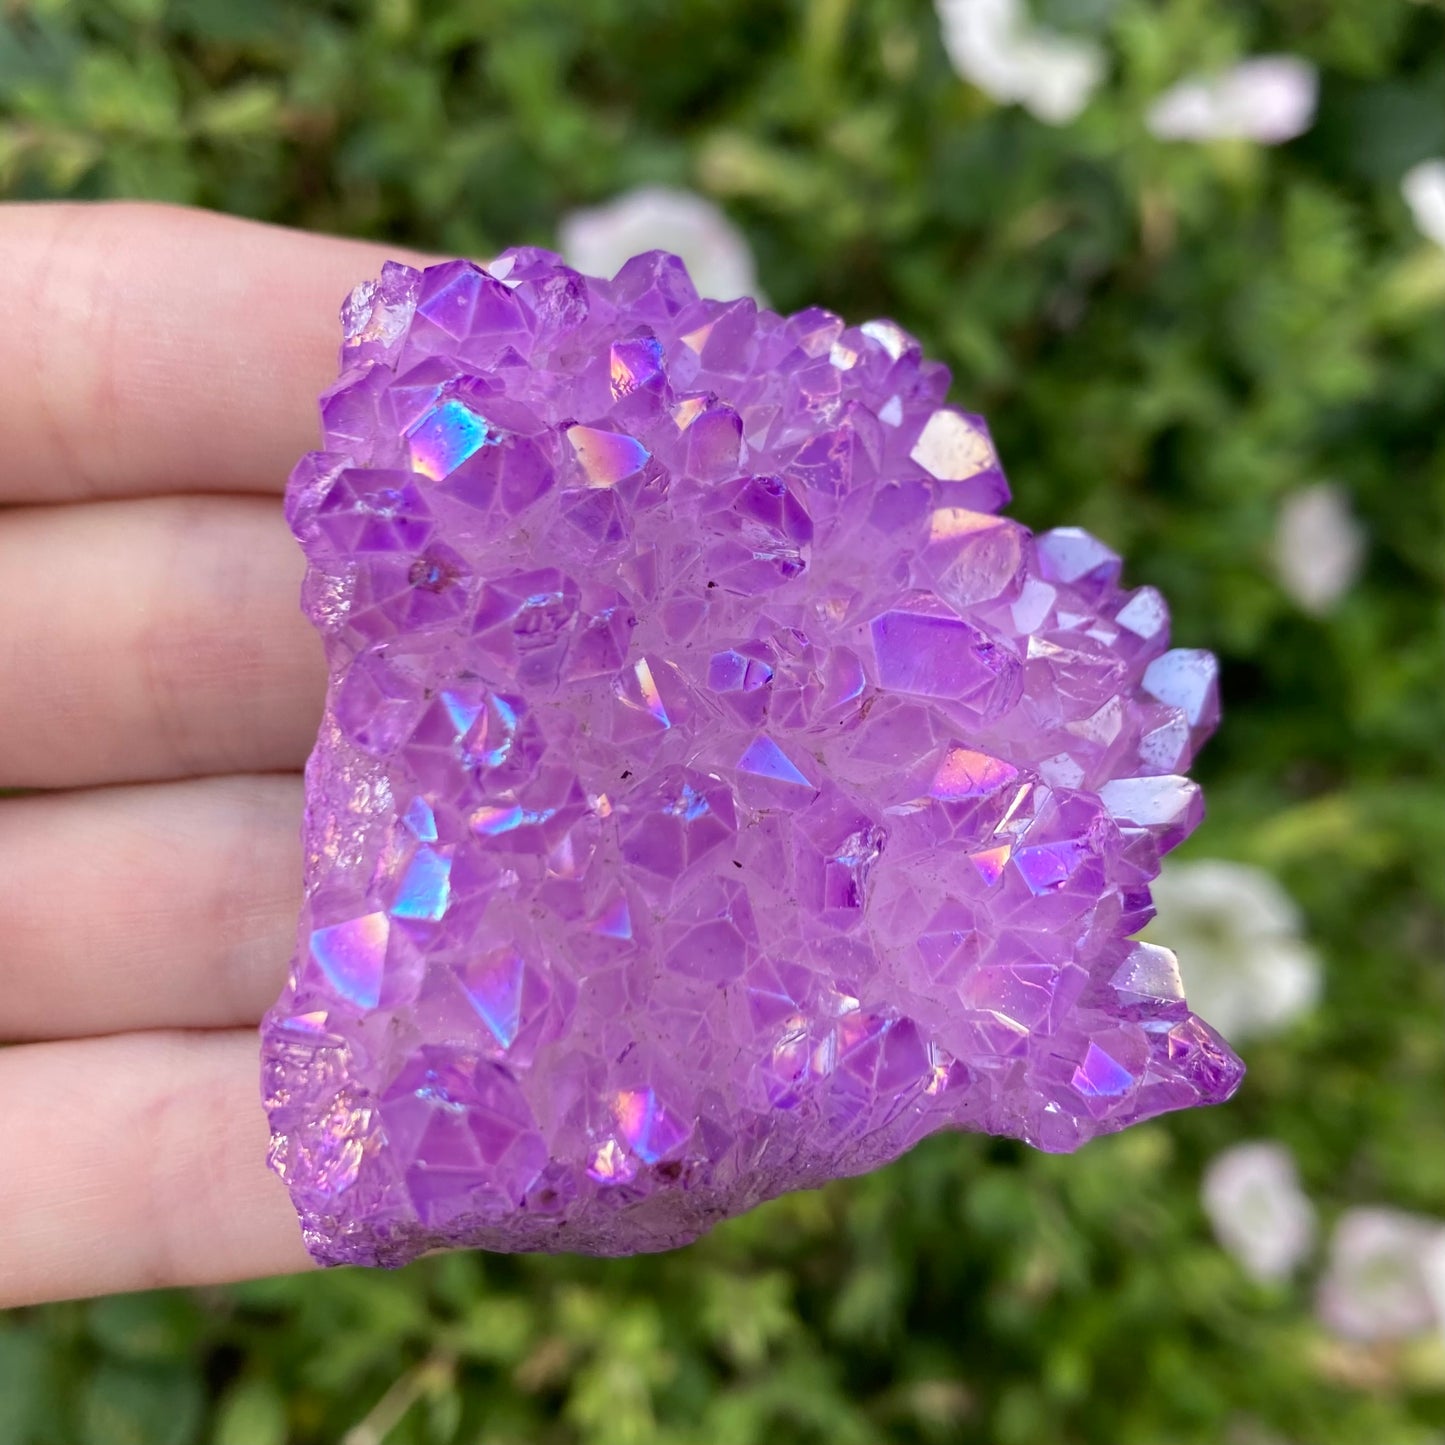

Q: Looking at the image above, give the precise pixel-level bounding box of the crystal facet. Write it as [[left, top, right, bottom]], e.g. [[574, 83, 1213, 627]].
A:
[[264, 249, 1242, 1266]]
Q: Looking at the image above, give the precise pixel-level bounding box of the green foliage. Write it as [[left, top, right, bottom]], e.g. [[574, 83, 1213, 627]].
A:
[[3, 0, 1445, 1440]]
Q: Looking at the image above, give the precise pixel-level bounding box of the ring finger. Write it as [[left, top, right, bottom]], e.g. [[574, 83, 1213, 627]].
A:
[[0, 775, 301, 1041]]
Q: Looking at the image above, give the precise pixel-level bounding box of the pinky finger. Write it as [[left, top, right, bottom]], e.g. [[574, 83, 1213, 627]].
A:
[[0, 1030, 315, 1306]]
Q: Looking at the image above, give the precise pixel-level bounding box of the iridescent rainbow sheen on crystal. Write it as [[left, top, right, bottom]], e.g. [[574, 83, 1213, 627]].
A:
[[567, 424, 651, 487], [307, 913, 389, 1008], [264, 248, 1241, 1268], [406, 398, 493, 480]]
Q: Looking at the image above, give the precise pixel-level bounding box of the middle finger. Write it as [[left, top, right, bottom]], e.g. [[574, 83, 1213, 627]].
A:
[[0, 495, 324, 788]]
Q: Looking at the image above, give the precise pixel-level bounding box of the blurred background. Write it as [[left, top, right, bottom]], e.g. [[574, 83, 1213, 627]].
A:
[[3, 0, 1445, 1441]]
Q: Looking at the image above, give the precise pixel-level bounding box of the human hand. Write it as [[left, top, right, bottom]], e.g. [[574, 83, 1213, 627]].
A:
[[0, 202, 435, 1306]]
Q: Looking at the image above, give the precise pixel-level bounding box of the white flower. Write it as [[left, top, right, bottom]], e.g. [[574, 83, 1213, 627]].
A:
[[1422, 1233, 1445, 1339], [1202, 1142, 1316, 1283], [1142, 860, 1321, 1043], [935, 0, 1105, 126], [1403, 160, 1445, 250], [1317, 1208, 1445, 1342], [1146, 56, 1318, 144], [557, 186, 760, 302], [1273, 483, 1366, 615]]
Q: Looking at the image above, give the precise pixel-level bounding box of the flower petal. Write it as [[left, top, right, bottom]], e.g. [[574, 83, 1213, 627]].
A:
[[1147, 55, 1317, 144], [1202, 1141, 1316, 1283], [1273, 483, 1366, 615], [559, 186, 761, 303], [1403, 159, 1445, 250]]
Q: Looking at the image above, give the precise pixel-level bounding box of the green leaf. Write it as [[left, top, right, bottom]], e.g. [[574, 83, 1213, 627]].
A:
[[213, 1376, 289, 1445], [0, 1328, 51, 1444], [73, 48, 181, 138], [191, 81, 282, 140], [81, 1363, 204, 1445], [87, 1292, 202, 1365]]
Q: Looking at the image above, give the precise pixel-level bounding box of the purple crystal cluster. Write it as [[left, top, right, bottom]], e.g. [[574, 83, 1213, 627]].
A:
[[264, 248, 1243, 1267]]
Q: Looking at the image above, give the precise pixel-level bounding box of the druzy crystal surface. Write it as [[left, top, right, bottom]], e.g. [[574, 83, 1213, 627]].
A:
[[264, 248, 1243, 1267]]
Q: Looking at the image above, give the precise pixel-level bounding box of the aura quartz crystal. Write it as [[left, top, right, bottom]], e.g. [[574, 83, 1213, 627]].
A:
[[263, 248, 1243, 1267]]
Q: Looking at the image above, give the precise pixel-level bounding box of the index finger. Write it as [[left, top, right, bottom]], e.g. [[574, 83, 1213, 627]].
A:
[[0, 201, 439, 503]]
